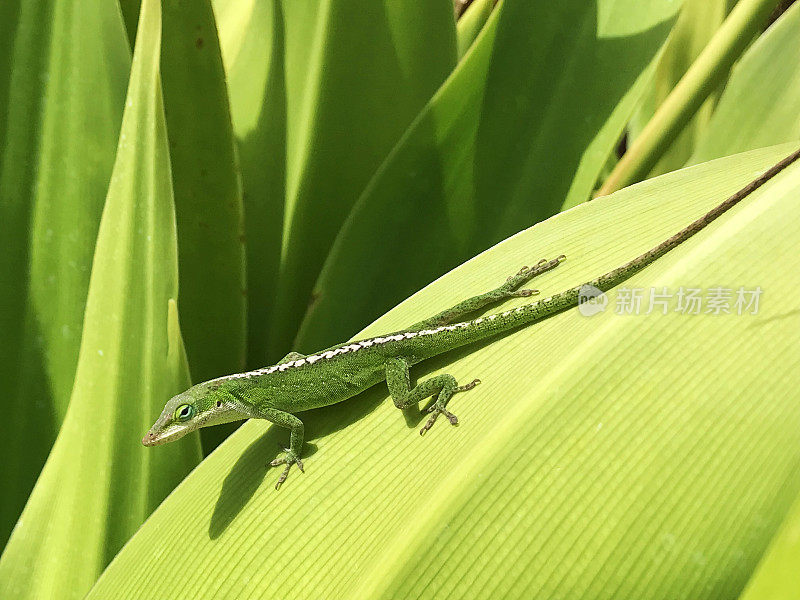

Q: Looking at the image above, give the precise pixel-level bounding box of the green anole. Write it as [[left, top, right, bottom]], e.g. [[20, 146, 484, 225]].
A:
[[143, 148, 800, 489]]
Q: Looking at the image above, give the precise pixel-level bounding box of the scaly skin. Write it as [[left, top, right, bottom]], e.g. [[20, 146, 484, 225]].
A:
[[143, 147, 800, 489]]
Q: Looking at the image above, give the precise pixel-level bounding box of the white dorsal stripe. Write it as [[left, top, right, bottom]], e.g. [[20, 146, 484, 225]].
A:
[[216, 304, 530, 381]]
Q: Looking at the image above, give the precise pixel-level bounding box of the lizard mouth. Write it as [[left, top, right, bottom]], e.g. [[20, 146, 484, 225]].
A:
[[141, 431, 160, 446], [141, 425, 189, 447]]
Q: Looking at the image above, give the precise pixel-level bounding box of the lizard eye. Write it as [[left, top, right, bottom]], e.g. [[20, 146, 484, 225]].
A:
[[174, 404, 195, 422]]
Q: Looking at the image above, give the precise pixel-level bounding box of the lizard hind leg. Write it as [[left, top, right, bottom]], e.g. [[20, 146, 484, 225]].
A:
[[409, 255, 566, 330], [384, 358, 481, 436]]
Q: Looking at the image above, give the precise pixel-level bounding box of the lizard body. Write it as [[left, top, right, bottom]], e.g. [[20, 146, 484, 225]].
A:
[[143, 148, 800, 488]]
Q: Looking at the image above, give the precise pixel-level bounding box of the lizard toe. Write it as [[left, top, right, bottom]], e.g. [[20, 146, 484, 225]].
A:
[[271, 450, 305, 489]]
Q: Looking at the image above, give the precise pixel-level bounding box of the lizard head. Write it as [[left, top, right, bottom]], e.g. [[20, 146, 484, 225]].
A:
[[142, 380, 246, 447]]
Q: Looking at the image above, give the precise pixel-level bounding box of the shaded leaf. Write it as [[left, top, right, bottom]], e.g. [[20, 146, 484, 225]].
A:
[[738, 487, 800, 600], [296, 0, 680, 351], [160, 0, 247, 451], [0, 0, 129, 547], [119, 0, 142, 48], [88, 145, 800, 600], [0, 0, 202, 597], [212, 0, 286, 366], [689, 1, 800, 164], [213, 0, 458, 364], [266, 0, 458, 361]]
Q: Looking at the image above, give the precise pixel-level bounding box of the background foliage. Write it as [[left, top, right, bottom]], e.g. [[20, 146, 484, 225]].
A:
[[0, 0, 799, 598]]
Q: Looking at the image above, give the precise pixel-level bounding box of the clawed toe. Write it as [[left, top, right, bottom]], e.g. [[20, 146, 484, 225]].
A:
[[420, 406, 459, 435], [456, 378, 481, 392], [512, 288, 538, 297], [502, 256, 565, 294], [270, 449, 305, 489]]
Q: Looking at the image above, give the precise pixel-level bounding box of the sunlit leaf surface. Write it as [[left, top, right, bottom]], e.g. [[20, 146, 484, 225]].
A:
[[89, 145, 800, 600]]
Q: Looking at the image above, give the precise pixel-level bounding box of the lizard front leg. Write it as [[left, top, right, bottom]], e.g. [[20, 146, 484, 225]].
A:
[[247, 403, 306, 489], [385, 358, 480, 435]]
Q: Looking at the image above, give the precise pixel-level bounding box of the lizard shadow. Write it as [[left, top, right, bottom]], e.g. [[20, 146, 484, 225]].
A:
[[209, 384, 385, 539], [209, 427, 321, 539]]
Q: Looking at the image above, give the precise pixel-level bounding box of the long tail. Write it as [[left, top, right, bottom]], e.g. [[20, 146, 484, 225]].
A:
[[434, 146, 800, 351]]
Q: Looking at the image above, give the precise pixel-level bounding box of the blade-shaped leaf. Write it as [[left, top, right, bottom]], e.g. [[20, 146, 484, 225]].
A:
[[456, 0, 494, 58], [160, 0, 247, 451], [212, 0, 458, 365], [628, 0, 734, 176], [88, 145, 800, 599], [296, 0, 680, 351], [0, 0, 202, 597], [0, 0, 129, 547], [689, 1, 800, 164], [212, 0, 286, 366], [265, 0, 458, 361]]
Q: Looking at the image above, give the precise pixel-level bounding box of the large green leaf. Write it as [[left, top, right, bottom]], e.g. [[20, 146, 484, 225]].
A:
[[211, 0, 286, 366], [296, 0, 680, 352], [0, 0, 201, 597], [689, 1, 800, 164], [88, 145, 800, 599], [212, 0, 458, 365], [0, 0, 129, 547], [160, 0, 247, 451], [161, 0, 246, 385]]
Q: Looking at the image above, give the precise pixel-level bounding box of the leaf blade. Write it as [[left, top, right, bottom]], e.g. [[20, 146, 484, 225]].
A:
[[0, 0, 202, 596], [689, 1, 800, 164], [296, 0, 680, 351], [160, 0, 247, 451], [0, 0, 129, 547], [88, 144, 800, 600], [628, 0, 734, 176]]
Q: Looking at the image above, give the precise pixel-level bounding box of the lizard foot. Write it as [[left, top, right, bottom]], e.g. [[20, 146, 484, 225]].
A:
[[419, 378, 480, 436], [270, 449, 305, 490], [420, 405, 458, 435], [500, 255, 566, 297]]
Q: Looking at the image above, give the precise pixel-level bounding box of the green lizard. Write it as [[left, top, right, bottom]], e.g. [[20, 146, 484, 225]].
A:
[[143, 148, 800, 489]]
